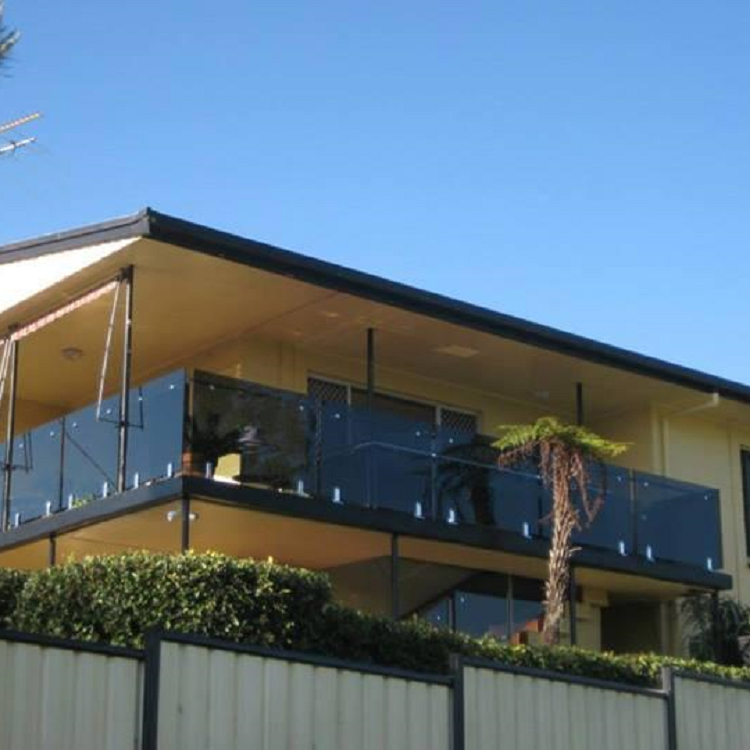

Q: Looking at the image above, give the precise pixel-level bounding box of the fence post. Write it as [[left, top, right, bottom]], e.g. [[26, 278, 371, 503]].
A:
[[142, 631, 163, 750], [449, 654, 465, 750], [661, 667, 678, 750]]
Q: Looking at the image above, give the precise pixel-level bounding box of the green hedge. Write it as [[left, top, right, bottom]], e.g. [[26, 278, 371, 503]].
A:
[[0, 568, 28, 628], [3, 552, 750, 689]]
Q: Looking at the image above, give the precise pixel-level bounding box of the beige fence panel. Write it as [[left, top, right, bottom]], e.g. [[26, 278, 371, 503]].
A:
[[673, 672, 750, 750], [0, 636, 143, 750], [462, 661, 668, 750], [155, 637, 452, 750]]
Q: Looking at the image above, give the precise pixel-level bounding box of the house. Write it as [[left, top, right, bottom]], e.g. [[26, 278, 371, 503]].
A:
[[0, 208, 745, 656]]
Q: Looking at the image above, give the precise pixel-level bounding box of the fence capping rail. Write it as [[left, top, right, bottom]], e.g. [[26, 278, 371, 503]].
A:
[[0, 628, 143, 660], [459, 654, 669, 699], [670, 668, 750, 691]]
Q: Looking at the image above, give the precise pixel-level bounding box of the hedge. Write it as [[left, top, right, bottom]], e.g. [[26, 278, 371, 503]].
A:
[[3, 551, 750, 689], [0, 568, 28, 628]]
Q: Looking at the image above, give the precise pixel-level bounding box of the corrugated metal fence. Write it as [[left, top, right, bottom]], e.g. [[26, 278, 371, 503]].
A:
[[3, 630, 750, 750], [670, 670, 750, 750], [150, 636, 452, 750], [0, 633, 143, 750], [459, 657, 668, 750]]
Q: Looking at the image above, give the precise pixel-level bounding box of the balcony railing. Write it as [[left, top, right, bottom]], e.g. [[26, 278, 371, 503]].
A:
[[1, 369, 723, 572]]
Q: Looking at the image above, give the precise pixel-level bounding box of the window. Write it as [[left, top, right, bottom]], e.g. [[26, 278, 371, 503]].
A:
[[742, 449, 750, 557], [417, 573, 545, 643], [307, 375, 478, 432]]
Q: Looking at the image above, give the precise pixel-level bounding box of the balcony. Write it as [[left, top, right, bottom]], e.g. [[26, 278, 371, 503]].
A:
[[0, 369, 723, 573]]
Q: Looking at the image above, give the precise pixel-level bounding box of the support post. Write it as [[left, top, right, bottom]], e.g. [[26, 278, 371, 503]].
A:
[[711, 590, 721, 663], [365, 327, 375, 507], [661, 667, 678, 750], [575, 381, 584, 426], [366, 327, 375, 410], [1, 336, 19, 531], [391, 533, 400, 619], [48, 534, 57, 567], [117, 267, 134, 494], [180, 495, 191, 553], [568, 565, 578, 646]]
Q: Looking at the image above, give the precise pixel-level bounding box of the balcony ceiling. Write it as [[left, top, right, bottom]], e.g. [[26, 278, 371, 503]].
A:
[[5, 237, 750, 428]]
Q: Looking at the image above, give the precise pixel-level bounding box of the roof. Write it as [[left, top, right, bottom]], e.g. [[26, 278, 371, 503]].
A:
[[2, 207, 750, 407]]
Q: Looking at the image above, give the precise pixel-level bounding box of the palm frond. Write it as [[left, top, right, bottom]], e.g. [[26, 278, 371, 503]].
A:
[[0, 2, 19, 66], [494, 417, 628, 462]]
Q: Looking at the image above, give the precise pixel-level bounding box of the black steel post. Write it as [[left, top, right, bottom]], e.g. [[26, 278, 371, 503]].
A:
[[568, 565, 578, 646], [1, 337, 19, 531], [366, 327, 375, 410], [180, 495, 191, 553], [117, 267, 134, 494], [711, 590, 721, 663], [575, 381, 584, 426], [365, 327, 375, 507], [48, 534, 57, 567], [57, 416, 66, 511], [391, 533, 400, 619]]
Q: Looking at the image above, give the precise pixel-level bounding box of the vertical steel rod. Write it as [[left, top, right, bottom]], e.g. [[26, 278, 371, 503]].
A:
[[1, 337, 19, 531], [366, 327, 375, 409], [117, 267, 134, 494], [711, 590, 721, 663], [568, 565, 578, 646], [391, 533, 400, 619], [180, 495, 191, 552], [48, 534, 57, 567], [575, 381, 584, 426]]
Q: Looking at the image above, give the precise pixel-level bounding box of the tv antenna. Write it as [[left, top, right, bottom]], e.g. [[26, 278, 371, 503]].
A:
[[0, 111, 42, 157]]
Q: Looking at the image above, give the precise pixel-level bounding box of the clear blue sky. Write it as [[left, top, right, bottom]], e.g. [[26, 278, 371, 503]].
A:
[[1, 2, 749, 383]]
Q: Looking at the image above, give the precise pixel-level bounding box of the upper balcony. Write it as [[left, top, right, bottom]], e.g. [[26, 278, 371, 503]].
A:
[[0, 368, 723, 577]]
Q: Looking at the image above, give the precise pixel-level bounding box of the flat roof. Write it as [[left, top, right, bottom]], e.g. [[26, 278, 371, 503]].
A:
[[2, 206, 750, 408]]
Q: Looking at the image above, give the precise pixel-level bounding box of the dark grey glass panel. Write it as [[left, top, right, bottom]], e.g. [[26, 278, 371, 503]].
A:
[[510, 576, 545, 643], [572, 465, 632, 553], [422, 597, 451, 630], [455, 590, 509, 639], [635, 471, 722, 568], [9, 420, 63, 522], [62, 396, 119, 508], [191, 375, 310, 492], [369, 445, 434, 515], [126, 372, 185, 489]]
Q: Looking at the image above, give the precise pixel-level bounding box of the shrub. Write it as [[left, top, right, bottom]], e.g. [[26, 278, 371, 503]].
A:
[[5, 552, 750, 689], [0, 567, 29, 628], [11, 552, 331, 649]]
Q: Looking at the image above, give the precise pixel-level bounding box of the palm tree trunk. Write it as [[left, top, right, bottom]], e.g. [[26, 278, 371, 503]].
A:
[[542, 451, 577, 645]]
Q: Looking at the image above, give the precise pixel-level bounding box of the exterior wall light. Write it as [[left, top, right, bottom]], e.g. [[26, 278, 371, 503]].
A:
[[61, 347, 84, 362]]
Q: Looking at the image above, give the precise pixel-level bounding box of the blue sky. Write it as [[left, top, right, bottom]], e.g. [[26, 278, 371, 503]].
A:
[[1, 2, 749, 383]]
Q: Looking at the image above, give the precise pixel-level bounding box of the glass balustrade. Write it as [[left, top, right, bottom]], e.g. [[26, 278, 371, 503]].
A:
[[0, 369, 723, 573]]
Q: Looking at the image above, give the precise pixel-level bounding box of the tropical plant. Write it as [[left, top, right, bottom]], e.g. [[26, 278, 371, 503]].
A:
[[681, 593, 750, 666], [494, 417, 627, 645], [0, 2, 19, 70]]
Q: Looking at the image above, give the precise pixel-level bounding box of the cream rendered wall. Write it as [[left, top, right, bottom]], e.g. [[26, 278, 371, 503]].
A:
[[657, 409, 750, 604]]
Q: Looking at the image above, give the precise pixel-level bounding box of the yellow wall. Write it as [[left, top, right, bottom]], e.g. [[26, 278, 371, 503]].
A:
[[656, 409, 750, 604]]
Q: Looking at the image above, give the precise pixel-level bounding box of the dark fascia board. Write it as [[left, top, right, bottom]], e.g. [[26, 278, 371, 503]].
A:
[[0, 475, 731, 591], [4, 206, 750, 406], [0, 476, 183, 551], [0, 209, 150, 265], [183, 477, 733, 592]]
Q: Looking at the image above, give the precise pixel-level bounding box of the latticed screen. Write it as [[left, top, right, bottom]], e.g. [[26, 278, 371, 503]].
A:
[[307, 377, 349, 404], [440, 407, 478, 434]]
